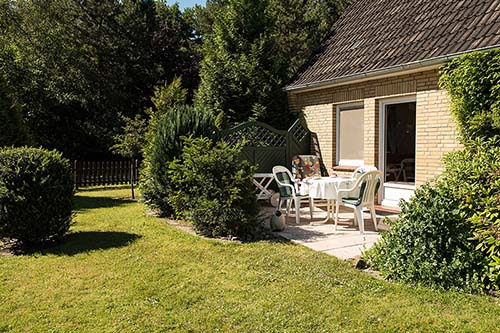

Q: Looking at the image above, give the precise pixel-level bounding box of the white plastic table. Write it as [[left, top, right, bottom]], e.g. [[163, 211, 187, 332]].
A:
[[299, 177, 354, 224]]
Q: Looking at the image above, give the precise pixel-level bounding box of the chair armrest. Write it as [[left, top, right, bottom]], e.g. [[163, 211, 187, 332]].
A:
[[337, 188, 354, 197], [337, 180, 360, 194]]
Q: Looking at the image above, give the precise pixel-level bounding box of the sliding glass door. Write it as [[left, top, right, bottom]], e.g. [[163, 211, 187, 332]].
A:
[[380, 99, 416, 207]]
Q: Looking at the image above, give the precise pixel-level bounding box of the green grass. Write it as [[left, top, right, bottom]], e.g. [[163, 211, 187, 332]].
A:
[[1, 188, 499, 332]]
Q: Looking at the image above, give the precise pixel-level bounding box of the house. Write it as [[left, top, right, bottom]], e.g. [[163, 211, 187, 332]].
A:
[[285, 0, 500, 207]]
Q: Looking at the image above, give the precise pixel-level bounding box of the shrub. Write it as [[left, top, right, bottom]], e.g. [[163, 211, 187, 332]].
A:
[[367, 138, 500, 293], [140, 105, 216, 214], [0, 147, 73, 244], [365, 181, 487, 293], [439, 50, 500, 140], [169, 137, 259, 239], [367, 51, 500, 293], [443, 137, 500, 289]]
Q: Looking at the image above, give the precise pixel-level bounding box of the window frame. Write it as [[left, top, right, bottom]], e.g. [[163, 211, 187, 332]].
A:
[[335, 103, 365, 167]]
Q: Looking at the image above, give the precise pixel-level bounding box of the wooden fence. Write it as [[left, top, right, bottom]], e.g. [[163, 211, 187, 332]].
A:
[[220, 119, 311, 173], [71, 160, 139, 197]]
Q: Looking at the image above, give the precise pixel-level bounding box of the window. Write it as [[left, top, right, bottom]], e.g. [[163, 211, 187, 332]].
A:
[[337, 104, 364, 166]]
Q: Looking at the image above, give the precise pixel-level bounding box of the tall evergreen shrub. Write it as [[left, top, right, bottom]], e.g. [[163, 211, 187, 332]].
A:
[[140, 105, 216, 214]]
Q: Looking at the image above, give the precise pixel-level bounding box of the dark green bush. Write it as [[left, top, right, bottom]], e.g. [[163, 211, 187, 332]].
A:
[[0, 147, 73, 243], [442, 138, 500, 290], [169, 137, 259, 239], [365, 181, 487, 293], [367, 138, 500, 293], [140, 105, 216, 214]]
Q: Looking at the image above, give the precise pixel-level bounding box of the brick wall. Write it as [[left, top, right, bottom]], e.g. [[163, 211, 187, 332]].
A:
[[415, 89, 461, 185], [288, 69, 462, 185]]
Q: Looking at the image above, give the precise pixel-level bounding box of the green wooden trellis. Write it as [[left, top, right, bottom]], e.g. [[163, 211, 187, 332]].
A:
[[221, 119, 311, 173]]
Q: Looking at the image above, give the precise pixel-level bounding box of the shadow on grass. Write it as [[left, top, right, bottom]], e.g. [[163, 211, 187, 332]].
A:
[[42, 231, 141, 256], [74, 195, 136, 212]]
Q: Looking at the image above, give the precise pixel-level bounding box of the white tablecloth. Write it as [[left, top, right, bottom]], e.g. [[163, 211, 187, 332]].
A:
[[299, 177, 354, 200]]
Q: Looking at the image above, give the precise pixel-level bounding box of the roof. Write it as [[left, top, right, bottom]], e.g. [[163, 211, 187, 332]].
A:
[[286, 0, 500, 91]]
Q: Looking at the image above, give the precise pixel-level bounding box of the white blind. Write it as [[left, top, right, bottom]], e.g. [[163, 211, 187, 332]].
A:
[[339, 108, 364, 163]]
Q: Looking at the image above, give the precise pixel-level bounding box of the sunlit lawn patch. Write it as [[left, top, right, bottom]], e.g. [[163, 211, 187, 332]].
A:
[[0, 188, 499, 332]]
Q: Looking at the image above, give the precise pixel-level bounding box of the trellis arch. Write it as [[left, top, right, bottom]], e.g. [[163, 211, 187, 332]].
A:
[[221, 119, 311, 173]]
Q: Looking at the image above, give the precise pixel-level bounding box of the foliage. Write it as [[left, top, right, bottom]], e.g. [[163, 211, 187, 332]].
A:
[[442, 137, 500, 289], [267, 0, 348, 80], [439, 50, 500, 141], [140, 105, 216, 214], [145, 77, 188, 140], [111, 114, 148, 159], [0, 147, 73, 243], [365, 181, 486, 293], [368, 51, 500, 293], [195, 0, 347, 128], [169, 137, 258, 238], [0, 73, 29, 147], [154, 3, 203, 102], [0, 0, 200, 158], [195, 0, 282, 126]]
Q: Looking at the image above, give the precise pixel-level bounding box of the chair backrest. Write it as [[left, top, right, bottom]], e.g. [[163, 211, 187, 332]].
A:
[[397, 158, 415, 182], [351, 170, 382, 206], [272, 166, 297, 198], [291, 155, 322, 180], [351, 166, 378, 179]]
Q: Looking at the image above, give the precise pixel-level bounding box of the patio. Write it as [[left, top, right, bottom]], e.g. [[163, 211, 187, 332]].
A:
[[263, 205, 398, 260]]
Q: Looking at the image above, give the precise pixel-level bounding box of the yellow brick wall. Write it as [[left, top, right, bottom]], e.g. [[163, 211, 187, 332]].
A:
[[288, 69, 462, 185], [415, 89, 461, 185]]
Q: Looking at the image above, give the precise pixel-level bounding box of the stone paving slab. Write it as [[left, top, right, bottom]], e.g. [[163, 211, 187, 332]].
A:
[[271, 206, 398, 260]]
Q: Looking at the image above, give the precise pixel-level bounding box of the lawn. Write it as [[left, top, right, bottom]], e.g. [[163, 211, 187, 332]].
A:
[[1, 188, 499, 332]]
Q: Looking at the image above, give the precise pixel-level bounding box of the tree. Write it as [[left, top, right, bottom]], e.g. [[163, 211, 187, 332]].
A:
[[154, 3, 202, 102], [0, 73, 29, 147], [195, 0, 349, 129], [0, 0, 201, 158], [195, 0, 287, 127], [268, 0, 349, 80]]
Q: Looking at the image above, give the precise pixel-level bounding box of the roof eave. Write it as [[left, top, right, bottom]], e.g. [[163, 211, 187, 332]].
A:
[[284, 45, 500, 93]]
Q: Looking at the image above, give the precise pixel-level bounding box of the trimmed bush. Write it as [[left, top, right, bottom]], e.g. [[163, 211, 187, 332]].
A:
[[169, 137, 259, 239], [365, 181, 487, 293], [0, 147, 73, 243], [140, 105, 216, 214]]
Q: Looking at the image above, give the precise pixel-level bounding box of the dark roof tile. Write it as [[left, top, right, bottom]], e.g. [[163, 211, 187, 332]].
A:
[[287, 0, 500, 89]]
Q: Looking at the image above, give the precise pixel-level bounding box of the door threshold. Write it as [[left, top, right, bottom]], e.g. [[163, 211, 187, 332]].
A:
[[374, 205, 401, 214]]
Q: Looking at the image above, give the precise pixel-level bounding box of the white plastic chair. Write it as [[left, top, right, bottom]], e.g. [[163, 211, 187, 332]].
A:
[[349, 166, 378, 197], [272, 166, 313, 224], [351, 165, 378, 179], [396, 158, 415, 182], [335, 170, 382, 234]]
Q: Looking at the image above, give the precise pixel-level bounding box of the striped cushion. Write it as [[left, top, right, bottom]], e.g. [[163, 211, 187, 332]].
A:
[[276, 172, 294, 197]]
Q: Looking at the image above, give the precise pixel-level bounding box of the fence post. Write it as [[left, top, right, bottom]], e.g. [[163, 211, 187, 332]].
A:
[[73, 160, 78, 190], [130, 160, 135, 199]]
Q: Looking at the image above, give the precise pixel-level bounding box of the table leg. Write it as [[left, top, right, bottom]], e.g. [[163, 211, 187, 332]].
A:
[[310, 199, 336, 225]]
